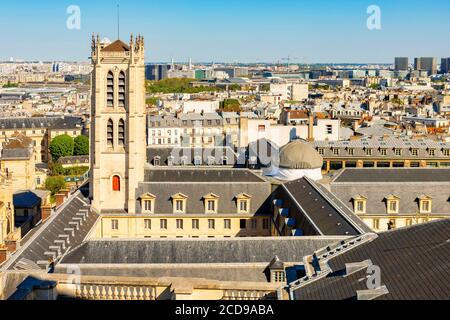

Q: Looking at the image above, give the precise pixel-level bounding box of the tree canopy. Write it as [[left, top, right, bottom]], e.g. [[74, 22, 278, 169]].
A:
[[45, 176, 66, 196], [220, 99, 242, 112], [49, 134, 74, 161], [73, 135, 89, 156]]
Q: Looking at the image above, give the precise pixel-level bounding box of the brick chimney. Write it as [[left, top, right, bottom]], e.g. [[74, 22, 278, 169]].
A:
[[307, 112, 315, 142]]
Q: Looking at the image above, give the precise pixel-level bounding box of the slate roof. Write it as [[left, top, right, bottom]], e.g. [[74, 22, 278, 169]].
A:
[[138, 169, 271, 215], [313, 136, 450, 159], [277, 178, 371, 236], [57, 155, 89, 165], [293, 219, 450, 300], [332, 168, 450, 183], [0, 116, 82, 131], [59, 237, 346, 265], [330, 169, 450, 216], [13, 190, 47, 208], [2, 190, 98, 271], [147, 146, 240, 166]]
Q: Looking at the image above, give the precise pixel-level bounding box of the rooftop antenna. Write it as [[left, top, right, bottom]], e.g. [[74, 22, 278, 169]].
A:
[[117, 3, 120, 40]]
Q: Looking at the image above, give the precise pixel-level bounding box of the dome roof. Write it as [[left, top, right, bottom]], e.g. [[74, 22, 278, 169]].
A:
[[278, 140, 323, 169]]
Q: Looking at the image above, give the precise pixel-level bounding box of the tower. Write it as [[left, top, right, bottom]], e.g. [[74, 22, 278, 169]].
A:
[[90, 34, 146, 214]]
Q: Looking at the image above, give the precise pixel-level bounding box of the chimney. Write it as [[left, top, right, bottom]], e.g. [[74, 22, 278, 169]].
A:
[[307, 111, 315, 142]]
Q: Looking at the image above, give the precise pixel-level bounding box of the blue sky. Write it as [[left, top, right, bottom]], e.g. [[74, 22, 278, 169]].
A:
[[0, 0, 449, 63]]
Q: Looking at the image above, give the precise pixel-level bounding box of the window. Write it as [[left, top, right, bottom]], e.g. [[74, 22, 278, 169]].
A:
[[373, 219, 380, 230], [167, 156, 175, 166], [353, 196, 366, 214], [111, 219, 119, 230], [118, 119, 125, 146], [326, 125, 333, 134], [263, 219, 270, 230], [192, 219, 199, 230], [224, 219, 231, 229], [160, 219, 167, 230], [380, 148, 387, 156], [366, 148, 373, 156], [239, 200, 248, 212], [444, 149, 450, 157], [118, 71, 126, 108], [406, 218, 413, 227], [194, 156, 202, 166], [153, 156, 161, 166], [240, 219, 246, 229], [272, 271, 286, 283], [394, 149, 402, 156], [172, 193, 187, 213], [107, 119, 114, 147], [411, 149, 419, 156], [251, 219, 257, 230], [144, 219, 151, 230], [107, 71, 114, 107], [333, 148, 340, 156], [428, 149, 435, 156], [176, 219, 184, 230], [347, 148, 354, 156], [318, 148, 325, 156], [112, 175, 121, 191], [419, 197, 432, 213], [204, 193, 219, 214], [143, 200, 153, 212], [208, 219, 215, 229], [258, 125, 266, 133], [386, 196, 400, 214]]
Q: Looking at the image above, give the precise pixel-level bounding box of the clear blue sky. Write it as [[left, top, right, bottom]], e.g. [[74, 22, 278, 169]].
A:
[[0, 0, 449, 63]]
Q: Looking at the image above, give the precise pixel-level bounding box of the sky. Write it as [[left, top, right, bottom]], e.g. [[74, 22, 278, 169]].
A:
[[0, 0, 449, 63]]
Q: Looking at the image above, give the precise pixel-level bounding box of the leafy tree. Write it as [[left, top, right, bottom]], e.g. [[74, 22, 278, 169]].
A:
[[45, 176, 66, 196], [146, 78, 224, 94], [2, 81, 18, 88], [73, 135, 89, 156], [49, 134, 74, 161], [220, 99, 242, 112], [260, 84, 270, 92], [146, 97, 159, 106]]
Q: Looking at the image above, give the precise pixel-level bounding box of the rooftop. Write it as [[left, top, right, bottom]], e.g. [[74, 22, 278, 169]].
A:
[[332, 168, 450, 183]]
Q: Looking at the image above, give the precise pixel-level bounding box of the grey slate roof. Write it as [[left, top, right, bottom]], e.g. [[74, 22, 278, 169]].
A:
[[293, 219, 450, 300], [147, 146, 240, 166], [332, 168, 450, 183], [138, 169, 271, 215], [0, 116, 82, 131], [313, 136, 450, 160], [60, 237, 346, 265], [276, 178, 371, 236]]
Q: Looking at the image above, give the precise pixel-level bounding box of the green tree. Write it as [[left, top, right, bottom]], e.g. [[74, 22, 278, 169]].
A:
[[146, 97, 159, 106], [220, 99, 242, 112], [49, 134, 74, 161], [73, 135, 89, 156], [45, 176, 66, 196]]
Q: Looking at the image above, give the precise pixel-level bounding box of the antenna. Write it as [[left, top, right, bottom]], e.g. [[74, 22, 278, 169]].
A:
[[117, 4, 120, 39]]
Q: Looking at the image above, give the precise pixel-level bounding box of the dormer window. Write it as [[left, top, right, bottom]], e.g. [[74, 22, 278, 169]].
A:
[[180, 155, 188, 166], [140, 193, 156, 214], [194, 156, 202, 166], [203, 193, 219, 214], [317, 148, 325, 155], [366, 148, 373, 156], [167, 156, 175, 166], [353, 195, 367, 214], [172, 193, 188, 214], [428, 149, 435, 156], [153, 156, 161, 166], [221, 156, 228, 165], [418, 195, 432, 214], [385, 195, 400, 214], [332, 148, 340, 156], [236, 193, 251, 214], [207, 156, 215, 166], [347, 148, 354, 156], [380, 148, 387, 156], [411, 149, 419, 156], [443, 149, 450, 157], [394, 149, 402, 156]]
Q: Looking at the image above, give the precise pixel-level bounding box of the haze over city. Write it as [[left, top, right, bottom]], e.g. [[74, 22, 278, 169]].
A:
[[1, 0, 450, 63]]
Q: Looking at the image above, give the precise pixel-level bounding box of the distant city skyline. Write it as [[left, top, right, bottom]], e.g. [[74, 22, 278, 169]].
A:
[[0, 0, 450, 63]]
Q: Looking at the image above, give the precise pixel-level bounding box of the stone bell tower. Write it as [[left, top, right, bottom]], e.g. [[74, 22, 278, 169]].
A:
[[90, 34, 146, 214]]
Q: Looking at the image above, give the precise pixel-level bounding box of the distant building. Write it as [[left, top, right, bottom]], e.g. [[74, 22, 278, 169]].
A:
[[441, 57, 450, 74], [394, 57, 409, 71], [145, 64, 169, 81], [414, 57, 437, 75], [215, 67, 249, 78]]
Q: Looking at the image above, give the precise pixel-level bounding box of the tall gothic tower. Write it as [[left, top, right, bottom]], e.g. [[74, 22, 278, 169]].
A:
[[90, 34, 146, 214]]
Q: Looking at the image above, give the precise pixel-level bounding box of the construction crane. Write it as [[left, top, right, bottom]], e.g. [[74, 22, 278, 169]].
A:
[[281, 56, 299, 70]]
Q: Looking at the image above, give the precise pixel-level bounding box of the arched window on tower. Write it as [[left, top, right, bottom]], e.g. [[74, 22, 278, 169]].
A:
[[112, 175, 121, 191], [118, 119, 125, 146], [106, 71, 114, 108], [118, 71, 126, 109], [107, 119, 114, 147]]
